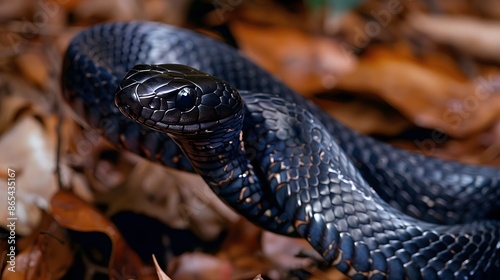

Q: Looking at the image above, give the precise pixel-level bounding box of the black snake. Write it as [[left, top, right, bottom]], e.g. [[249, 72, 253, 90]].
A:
[[62, 21, 500, 279]]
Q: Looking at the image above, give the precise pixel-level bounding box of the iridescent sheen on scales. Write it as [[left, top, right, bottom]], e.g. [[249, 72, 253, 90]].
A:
[[62, 22, 500, 279]]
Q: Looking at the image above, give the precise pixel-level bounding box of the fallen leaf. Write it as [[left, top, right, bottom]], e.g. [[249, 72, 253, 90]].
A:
[[15, 51, 49, 90], [217, 218, 262, 260], [310, 268, 350, 280], [313, 96, 411, 135], [48, 0, 82, 10], [213, 219, 273, 278], [253, 274, 264, 280], [50, 190, 151, 279], [262, 231, 319, 267], [96, 156, 239, 241], [0, 95, 35, 135], [142, 0, 191, 25], [0, 116, 59, 235], [0, 0, 31, 20], [1, 212, 73, 280], [71, 0, 141, 22], [231, 20, 356, 95], [0, 75, 50, 135], [234, 0, 308, 29], [334, 45, 500, 137], [407, 13, 500, 63], [472, 0, 500, 19], [168, 252, 232, 280]]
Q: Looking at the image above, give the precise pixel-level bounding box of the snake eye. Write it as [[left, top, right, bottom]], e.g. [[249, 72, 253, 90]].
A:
[[175, 87, 196, 111]]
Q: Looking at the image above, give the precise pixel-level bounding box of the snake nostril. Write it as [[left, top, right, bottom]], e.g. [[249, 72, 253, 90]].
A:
[[118, 104, 133, 119], [115, 91, 141, 121], [115, 84, 144, 119]]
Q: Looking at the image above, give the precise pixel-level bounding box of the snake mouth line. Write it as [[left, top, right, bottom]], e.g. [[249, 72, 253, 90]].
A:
[[117, 103, 136, 120]]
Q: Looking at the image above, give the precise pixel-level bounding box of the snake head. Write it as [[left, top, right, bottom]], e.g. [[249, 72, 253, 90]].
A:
[[115, 64, 243, 135]]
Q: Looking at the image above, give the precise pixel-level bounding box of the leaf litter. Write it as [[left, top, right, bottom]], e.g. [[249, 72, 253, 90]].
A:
[[0, 0, 499, 279]]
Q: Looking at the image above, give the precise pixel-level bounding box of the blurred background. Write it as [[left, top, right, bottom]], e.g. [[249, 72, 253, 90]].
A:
[[0, 0, 499, 279]]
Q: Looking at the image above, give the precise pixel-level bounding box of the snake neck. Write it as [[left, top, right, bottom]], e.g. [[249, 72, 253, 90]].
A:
[[168, 108, 296, 235], [168, 111, 248, 187]]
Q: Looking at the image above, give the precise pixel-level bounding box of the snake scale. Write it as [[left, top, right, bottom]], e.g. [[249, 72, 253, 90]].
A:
[[62, 22, 500, 279]]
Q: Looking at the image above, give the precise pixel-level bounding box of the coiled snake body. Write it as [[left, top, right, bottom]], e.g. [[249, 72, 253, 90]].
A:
[[62, 22, 500, 279]]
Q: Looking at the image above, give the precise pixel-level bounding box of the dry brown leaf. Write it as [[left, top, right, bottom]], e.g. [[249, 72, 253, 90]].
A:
[[231, 20, 356, 95], [413, 0, 470, 14], [71, 0, 141, 22], [313, 97, 411, 135], [0, 116, 59, 235], [261, 232, 321, 279], [1, 212, 73, 280], [234, 0, 308, 29], [168, 252, 232, 280], [407, 13, 500, 63], [65, 121, 238, 240], [48, 0, 82, 10], [0, 75, 51, 134], [142, 0, 191, 25], [262, 231, 319, 266], [431, 125, 500, 165], [334, 46, 500, 137], [0, 0, 31, 20], [0, 73, 78, 237], [0, 95, 35, 135], [310, 268, 349, 280], [480, 120, 500, 165], [15, 51, 49, 89], [95, 156, 239, 241], [473, 0, 500, 19], [218, 219, 262, 260], [213, 219, 272, 278], [50, 190, 152, 279]]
